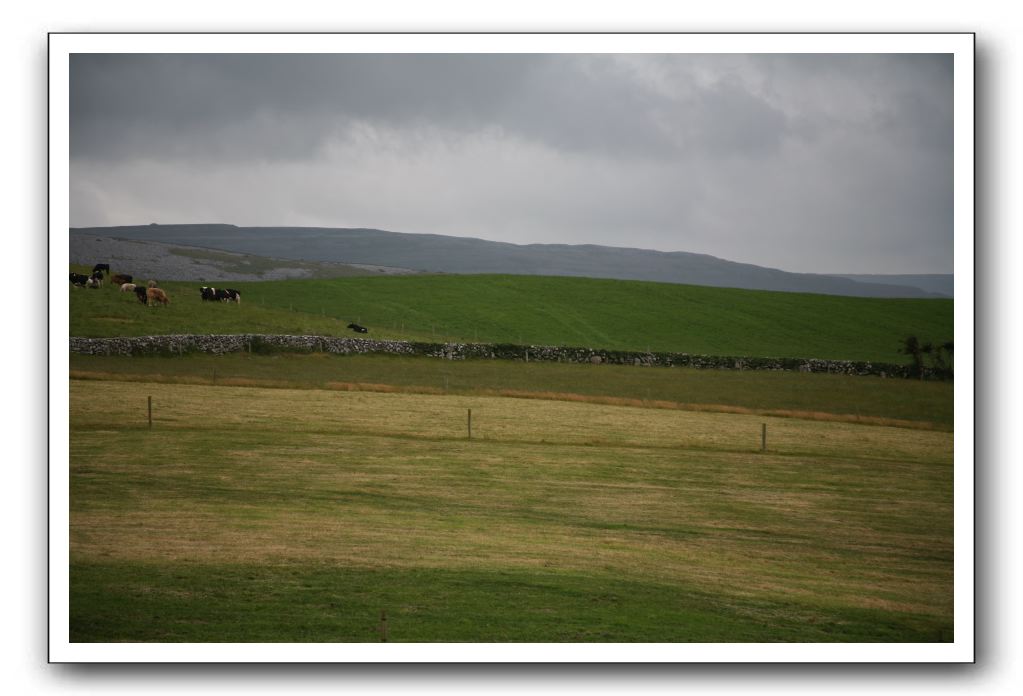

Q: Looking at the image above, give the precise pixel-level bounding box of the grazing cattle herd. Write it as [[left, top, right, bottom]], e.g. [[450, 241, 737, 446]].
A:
[[71, 264, 176, 308], [71, 262, 370, 333]]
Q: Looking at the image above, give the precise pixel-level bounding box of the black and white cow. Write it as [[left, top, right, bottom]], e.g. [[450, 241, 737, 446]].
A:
[[92, 263, 110, 276], [347, 323, 369, 334], [69, 272, 89, 287], [200, 286, 241, 303]]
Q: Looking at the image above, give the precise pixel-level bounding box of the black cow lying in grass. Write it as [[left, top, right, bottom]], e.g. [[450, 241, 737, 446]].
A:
[[347, 323, 368, 334]]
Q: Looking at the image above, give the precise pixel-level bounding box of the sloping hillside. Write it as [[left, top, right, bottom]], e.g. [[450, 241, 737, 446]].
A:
[[70, 233, 416, 282], [71, 224, 947, 298], [68, 271, 952, 363], [834, 274, 953, 297]]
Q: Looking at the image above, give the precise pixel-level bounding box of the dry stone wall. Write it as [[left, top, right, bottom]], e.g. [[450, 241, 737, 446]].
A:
[[69, 334, 920, 378]]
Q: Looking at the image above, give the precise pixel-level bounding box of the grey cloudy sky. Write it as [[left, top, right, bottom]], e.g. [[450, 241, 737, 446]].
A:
[[69, 53, 953, 274]]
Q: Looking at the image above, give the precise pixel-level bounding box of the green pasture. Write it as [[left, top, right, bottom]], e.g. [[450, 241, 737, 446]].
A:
[[69, 379, 953, 642], [69, 267, 953, 363], [70, 352, 955, 430]]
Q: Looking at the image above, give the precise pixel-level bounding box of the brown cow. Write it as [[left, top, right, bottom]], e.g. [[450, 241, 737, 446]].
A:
[[111, 273, 133, 286], [146, 287, 169, 306]]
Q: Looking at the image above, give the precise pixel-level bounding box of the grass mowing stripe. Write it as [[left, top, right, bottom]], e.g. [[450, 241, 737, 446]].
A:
[[69, 352, 955, 429], [70, 562, 952, 643], [70, 380, 953, 464]]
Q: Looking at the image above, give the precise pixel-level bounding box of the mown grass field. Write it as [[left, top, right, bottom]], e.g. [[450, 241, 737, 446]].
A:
[[67, 265, 957, 642], [69, 378, 953, 642], [69, 267, 953, 363], [70, 352, 955, 430]]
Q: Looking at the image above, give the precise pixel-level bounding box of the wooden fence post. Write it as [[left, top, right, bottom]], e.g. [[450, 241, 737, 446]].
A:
[[468, 409, 472, 440], [380, 610, 388, 642], [148, 396, 152, 429], [761, 423, 767, 452]]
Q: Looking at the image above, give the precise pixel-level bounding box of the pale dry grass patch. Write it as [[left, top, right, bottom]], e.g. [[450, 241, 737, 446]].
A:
[[69, 378, 954, 618], [71, 369, 947, 431]]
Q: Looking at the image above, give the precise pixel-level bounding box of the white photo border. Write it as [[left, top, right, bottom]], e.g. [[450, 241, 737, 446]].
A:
[[50, 31, 975, 664]]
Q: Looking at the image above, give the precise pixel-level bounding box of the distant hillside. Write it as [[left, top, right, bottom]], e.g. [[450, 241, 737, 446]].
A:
[[833, 274, 953, 298], [69, 233, 418, 282], [71, 224, 947, 298]]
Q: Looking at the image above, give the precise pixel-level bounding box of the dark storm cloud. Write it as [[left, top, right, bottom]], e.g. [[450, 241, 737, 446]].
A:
[[69, 53, 954, 274], [70, 53, 794, 162], [73, 55, 555, 159]]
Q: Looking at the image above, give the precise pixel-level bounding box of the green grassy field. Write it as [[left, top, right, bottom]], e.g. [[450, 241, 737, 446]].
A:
[[69, 379, 953, 643], [69, 268, 952, 363], [67, 266, 957, 643], [70, 352, 955, 430]]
